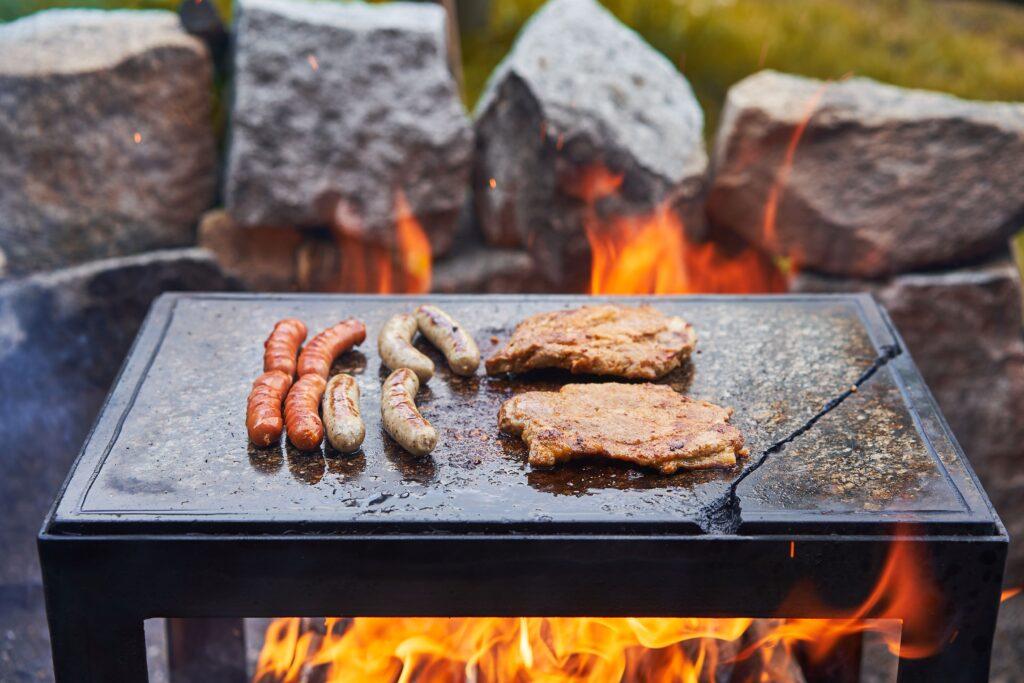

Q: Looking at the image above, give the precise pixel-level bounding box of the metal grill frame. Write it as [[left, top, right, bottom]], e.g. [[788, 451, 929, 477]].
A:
[[37, 294, 1007, 682]]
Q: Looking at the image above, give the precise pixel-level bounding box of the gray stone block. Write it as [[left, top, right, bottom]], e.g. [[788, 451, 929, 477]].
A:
[[472, 0, 706, 290], [0, 10, 217, 276], [224, 0, 472, 256], [709, 71, 1024, 277], [0, 249, 235, 586]]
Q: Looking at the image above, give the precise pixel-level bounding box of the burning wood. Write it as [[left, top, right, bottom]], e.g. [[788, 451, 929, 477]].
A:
[[334, 191, 432, 294], [571, 164, 786, 295]]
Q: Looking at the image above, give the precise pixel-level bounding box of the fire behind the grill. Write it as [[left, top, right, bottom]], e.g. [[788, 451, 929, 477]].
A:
[[575, 165, 786, 296], [329, 164, 788, 297], [334, 190, 432, 294], [253, 529, 944, 683]]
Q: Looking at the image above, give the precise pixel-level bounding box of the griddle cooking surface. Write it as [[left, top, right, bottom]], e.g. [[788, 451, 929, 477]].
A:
[[52, 295, 994, 535]]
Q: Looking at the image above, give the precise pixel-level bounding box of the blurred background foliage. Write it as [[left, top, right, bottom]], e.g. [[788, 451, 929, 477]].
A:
[[3, 0, 1023, 136], [463, 0, 1024, 135]]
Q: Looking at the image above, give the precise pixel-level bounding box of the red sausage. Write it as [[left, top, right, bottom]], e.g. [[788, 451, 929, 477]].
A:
[[264, 318, 307, 379], [285, 374, 327, 451], [297, 319, 366, 379], [246, 370, 293, 446]]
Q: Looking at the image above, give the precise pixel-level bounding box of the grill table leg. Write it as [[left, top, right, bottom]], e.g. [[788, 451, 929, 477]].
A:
[[39, 539, 149, 682], [892, 541, 1005, 683], [44, 604, 147, 682], [893, 591, 1003, 682]]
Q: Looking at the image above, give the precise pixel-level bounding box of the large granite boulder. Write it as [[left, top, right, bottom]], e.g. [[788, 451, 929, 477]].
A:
[[225, 0, 472, 256], [473, 0, 707, 291], [0, 249, 234, 587], [793, 259, 1024, 581], [708, 71, 1024, 278], [0, 10, 217, 277]]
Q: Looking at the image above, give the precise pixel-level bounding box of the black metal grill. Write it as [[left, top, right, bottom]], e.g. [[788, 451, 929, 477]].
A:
[[38, 294, 1006, 682]]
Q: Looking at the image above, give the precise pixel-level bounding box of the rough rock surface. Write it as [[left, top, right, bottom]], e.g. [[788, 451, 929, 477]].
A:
[[472, 0, 706, 291], [994, 597, 1024, 683], [432, 245, 539, 293], [792, 259, 1024, 581], [0, 10, 217, 277], [0, 249, 234, 588], [198, 209, 340, 292], [225, 0, 472, 256], [708, 71, 1024, 278]]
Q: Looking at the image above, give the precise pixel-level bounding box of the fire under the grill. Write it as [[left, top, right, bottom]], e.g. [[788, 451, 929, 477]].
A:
[[38, 294, 1007, 682]]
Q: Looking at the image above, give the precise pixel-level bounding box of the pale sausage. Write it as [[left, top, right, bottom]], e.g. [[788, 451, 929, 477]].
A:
[[381, 368, 437, 456], [322, 374, 364, 453], [414, 305, 479, 376], [379, 313, 434, 381]]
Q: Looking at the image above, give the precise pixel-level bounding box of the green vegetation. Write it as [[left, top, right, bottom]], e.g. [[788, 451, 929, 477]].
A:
[[463, 0, 1024, 131], [0, 0, 232, 22]]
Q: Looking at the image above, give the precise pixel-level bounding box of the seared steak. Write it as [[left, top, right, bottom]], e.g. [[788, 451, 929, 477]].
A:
[[498, 383, 746, 473], [486, 304, 696, 380]]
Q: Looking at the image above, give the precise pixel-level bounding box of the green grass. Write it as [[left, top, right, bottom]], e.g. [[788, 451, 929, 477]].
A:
[[464, 0, 1024, 134], [0, 0, 232, 22]]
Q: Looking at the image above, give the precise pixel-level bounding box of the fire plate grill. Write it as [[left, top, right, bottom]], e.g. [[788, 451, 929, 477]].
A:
[[38, 294, 1007, 682]]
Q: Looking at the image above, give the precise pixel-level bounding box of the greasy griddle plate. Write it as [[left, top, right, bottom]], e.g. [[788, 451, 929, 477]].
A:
[[52, 295, 992, 535]]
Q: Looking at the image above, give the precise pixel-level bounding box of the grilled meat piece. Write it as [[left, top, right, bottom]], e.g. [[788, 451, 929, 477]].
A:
[[499, 383, 746, 473], [486, 304, 696, 380]]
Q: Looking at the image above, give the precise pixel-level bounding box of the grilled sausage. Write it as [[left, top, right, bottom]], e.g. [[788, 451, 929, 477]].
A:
[[414, 305, 480, 376], [322, 374, 364, 453], [285, 373, 327, 451], [246, 370, 292, 447], [263, 318, 307, 379], [378, 313, 434, 381], [381, 368, 437, 456], [297, 319, 367, 379]]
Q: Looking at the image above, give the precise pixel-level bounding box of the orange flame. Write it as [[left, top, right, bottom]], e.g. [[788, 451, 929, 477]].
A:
[[748, 532, 947, 664], [254, 532, 952, 682], [574, 165, 786, 295], [760, 75, 854, 261], [760, 82, 827, 252], [334, 190, 431, 294]]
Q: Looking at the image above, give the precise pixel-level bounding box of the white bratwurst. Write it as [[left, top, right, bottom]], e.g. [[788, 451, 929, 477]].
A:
[[414, 304, 480, 376], [378, 313, 434, 382], [322, 374, 364, 453], [381, 368, 437, 456]]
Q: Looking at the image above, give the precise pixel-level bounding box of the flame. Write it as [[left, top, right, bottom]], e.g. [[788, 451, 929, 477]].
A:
[[574, 165, 786, 295], [760, 82, 827, 251], [334, 190, 431, 294], [747, 531, 947, 664], [760, 75, 853, 260], [255, 616, 775, 683], [254, 531, 951, 682]]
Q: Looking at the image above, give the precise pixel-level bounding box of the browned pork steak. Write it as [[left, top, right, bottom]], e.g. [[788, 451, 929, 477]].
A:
[[486, 304, 697, 380], [498, 383, 746, 474]]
